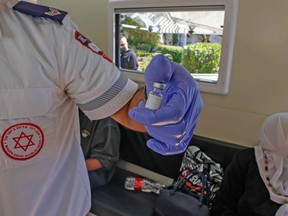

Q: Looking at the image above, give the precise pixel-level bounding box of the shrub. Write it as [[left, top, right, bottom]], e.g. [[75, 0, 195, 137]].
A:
[[135, 51, 151, 57], [157, 44, 184, 63], [182, 43, 221, 74], [137, 54, 154, 71], [140, 44, 152, 52]]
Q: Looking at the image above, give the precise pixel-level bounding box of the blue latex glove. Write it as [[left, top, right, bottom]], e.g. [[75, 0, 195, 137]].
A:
[[129, 54, 204, 155]]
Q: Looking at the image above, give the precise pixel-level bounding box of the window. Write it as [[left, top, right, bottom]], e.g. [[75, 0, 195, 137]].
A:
[[108, 0, 238, 95]]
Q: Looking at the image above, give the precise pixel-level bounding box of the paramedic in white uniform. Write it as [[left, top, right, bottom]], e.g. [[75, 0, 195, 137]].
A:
[[0, 1, 144, 215], [0, 0, 203, 215]]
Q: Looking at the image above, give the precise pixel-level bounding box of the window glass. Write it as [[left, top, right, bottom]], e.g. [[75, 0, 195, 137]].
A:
[[108, 0, 238, 95]]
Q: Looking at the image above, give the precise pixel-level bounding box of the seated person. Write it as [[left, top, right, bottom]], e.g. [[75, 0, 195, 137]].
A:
[[211, 113, 288, 216], [79, 109, 120, 189], [120, 35, 139, 70]]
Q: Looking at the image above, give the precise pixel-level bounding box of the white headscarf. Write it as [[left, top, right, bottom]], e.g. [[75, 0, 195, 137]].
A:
[[255, 113, 288, 216]]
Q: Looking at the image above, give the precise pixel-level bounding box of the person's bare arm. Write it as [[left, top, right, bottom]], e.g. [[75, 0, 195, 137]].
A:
[[111, 87, 146, 132], [85, 158, 102, 172]]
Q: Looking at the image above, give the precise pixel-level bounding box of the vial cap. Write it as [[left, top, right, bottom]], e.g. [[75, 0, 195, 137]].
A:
[[153, 82, 166, 89]]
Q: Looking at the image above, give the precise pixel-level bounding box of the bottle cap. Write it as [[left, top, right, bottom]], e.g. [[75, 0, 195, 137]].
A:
[[153, 82, 166, 89]]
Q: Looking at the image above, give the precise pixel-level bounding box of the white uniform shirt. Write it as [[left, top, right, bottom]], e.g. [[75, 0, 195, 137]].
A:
[[0, 1, 138, 215]]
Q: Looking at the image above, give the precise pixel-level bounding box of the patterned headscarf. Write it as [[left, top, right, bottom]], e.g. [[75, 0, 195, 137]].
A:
[[255, 113, 288, 216]]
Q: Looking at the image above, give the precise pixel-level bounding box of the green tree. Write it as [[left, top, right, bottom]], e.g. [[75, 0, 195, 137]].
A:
[[121, 17, 160, 50]]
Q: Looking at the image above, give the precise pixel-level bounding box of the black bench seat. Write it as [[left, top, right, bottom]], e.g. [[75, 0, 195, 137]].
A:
[[90, 125, 246, 216], [90, 167, 159, 216]]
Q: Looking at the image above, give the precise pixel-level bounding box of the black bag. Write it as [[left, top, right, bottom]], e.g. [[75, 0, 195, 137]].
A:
[[153, 170, 210, 216], [179, 146, 223, 208]]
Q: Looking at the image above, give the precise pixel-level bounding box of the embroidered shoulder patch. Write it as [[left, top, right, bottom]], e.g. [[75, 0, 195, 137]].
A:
[[13, 1, 67, 25], [1, 123, 44, 161], [74, 31, 113, 63]]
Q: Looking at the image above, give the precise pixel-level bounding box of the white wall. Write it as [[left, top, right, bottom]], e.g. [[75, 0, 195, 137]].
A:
[[197, 0, 288, 147], [39, 0, 288, 147]]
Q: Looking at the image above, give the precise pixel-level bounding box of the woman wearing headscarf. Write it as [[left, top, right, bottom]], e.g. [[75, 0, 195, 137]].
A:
[[211, 113, 288, 216]]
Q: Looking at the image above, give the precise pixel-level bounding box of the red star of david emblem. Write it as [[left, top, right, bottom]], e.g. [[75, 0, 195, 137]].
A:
[[13, 132, 35, 152]]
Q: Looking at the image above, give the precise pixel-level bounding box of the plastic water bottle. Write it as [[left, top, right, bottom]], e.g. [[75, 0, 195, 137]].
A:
[[124, 177, 165, 194], [145, 82, 166, 110]]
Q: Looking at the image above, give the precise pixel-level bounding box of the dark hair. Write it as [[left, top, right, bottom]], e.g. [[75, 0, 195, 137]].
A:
[[120, 35, 127, 40]]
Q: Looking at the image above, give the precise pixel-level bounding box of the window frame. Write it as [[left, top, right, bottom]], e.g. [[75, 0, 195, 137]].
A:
[[108, 0, 238, 95]]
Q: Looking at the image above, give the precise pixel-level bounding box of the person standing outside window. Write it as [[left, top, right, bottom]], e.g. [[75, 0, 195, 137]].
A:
[[120, 35, 139, 70]]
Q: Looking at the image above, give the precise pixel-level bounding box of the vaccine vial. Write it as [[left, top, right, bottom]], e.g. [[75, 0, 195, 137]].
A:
[[145, 82, 166, 110]]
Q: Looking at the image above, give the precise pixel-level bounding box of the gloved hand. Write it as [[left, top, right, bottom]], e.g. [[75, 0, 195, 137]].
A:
[[129, 54, 204, 155]]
